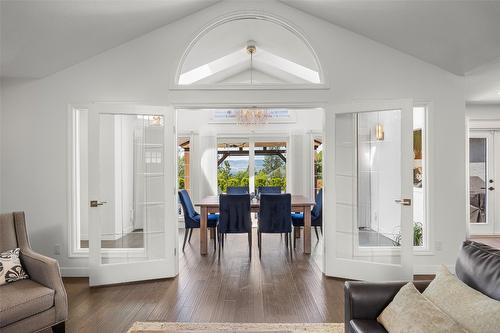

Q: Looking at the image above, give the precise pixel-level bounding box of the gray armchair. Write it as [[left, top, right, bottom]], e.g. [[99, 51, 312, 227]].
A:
[[0, 212, 67, 333]]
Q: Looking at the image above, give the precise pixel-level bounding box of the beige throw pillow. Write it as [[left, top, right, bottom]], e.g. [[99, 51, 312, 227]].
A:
[[377, 282, 467, 333], [423, 265, 500, 333]]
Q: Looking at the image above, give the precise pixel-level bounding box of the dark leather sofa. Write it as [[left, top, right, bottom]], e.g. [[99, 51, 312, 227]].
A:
[[344, 240, 500, 333]]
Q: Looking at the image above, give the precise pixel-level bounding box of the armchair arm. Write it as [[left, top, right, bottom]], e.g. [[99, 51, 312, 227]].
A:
[[344, 280, 431, 332], [20, 249, 68, 323]]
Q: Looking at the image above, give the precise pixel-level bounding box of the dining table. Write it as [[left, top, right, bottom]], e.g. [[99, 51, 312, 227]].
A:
[[195, 194, 316, 255]]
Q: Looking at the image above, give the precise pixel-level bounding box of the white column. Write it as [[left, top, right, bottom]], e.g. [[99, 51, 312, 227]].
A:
[[288, 131, 314, 200], [188, 132, 200, 203], [249, 139, 255, 193], [199, 134, 218, 197]]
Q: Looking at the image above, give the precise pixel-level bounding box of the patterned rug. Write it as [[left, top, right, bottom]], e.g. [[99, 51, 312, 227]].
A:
[[127, 322, 344, 333]]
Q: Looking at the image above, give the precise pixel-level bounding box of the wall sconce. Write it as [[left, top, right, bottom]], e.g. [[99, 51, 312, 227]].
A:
[[375, 123, 384, 141]]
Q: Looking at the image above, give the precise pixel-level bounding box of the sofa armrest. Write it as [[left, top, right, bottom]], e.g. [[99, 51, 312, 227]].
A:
[[20, 249, 68, 323], [344, 280, 431, 333]]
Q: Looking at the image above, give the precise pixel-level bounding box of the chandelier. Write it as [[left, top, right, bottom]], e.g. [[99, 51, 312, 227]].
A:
[[236, 41, 271, 125], [237, 108, 270, 125]]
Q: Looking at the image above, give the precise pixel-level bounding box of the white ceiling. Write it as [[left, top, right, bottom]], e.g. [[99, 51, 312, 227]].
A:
[[1, 0, 500, 102], [0, 0, 218, 78], [281, 0, 500, 76]]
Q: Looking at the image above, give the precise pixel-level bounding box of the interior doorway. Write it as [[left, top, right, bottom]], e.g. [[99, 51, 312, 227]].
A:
[[468, 129, 500, 239], [176, 107, 325, 270]]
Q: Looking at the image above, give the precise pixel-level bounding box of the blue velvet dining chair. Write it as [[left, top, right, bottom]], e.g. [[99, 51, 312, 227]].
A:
[[218, 194, 252, 259], [226, 186, 249, 194], [256, 186, 281, 195], [258, 194, 292, 259], [178, 190, 218, 252], [291, 189, 323, 248]]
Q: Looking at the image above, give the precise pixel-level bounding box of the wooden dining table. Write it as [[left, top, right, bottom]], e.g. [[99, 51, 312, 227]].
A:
[[195, 195, 316, 255]]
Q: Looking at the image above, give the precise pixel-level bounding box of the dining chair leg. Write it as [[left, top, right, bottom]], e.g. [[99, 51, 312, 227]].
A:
[[248, 231, 252, 259], [285, 232, 288, 248], [314, 226, 319, 240], [293, 227, 297, 249], [258, 232, 262, 259], [213, 228, 216, 252], [188, 228, 193, 242], [182, 228, 189, 252], [221, 232, 225, 249], [320, 225, 323, 235], [289, 232, 293, 260], [218, 229, 221, 261]]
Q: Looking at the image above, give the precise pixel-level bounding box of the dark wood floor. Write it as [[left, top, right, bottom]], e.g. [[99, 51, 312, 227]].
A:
[[55, 230, 346, 333]]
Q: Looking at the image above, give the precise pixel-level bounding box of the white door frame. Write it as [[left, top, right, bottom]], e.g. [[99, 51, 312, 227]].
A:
[[468, 128, 498, 235]]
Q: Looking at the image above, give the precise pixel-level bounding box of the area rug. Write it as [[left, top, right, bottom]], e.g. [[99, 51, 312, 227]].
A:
[[127, 322, 344, 333]]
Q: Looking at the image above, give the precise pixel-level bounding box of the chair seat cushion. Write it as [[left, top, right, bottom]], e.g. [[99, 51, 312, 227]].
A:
[[291, 213, 304, 227], [190, 214, 218, 228], [0, 279, 55, 327]]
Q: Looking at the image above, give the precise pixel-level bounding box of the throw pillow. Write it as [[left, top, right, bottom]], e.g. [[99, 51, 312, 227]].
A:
[[377, 282, 467, 333], [0, 248, 29, 285], [423, 265, 500, 333]]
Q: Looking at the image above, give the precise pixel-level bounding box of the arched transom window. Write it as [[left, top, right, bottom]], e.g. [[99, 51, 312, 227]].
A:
[[177, 16, 322, 86]]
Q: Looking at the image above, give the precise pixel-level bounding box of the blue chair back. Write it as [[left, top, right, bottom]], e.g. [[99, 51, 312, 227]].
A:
[[218, 194, 251, 233], [178, 190, 199, 226], [258, 194, 292, 233], [311, 189, 323, 219], [227, 186, 249, 194], [256, 186, 281, 195]]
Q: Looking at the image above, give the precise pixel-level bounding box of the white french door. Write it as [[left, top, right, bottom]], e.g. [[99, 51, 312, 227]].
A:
[[469, 130, 496, 235], [324, 100, 414, 281], [88, 103, 178, 286]]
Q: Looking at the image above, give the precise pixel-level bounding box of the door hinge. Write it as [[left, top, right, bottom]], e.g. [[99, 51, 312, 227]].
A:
[[174, 248, 177, 256]]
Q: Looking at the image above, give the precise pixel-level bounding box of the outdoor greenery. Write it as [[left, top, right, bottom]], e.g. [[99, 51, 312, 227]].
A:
[[314, 149, 323, 190], [393, 222, 424, 247], [217, 152, 286, 193], [178, 152, 186, 189]]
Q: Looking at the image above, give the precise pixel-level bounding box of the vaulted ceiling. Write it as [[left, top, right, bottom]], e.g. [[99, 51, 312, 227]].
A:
[[0, 0, 219, 79], [1, 0, 500, 102]]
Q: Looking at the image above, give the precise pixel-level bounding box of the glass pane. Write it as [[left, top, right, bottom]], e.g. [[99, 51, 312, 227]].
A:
[[314, 138, 323, 195], [469, 137, 487, 223], [254, 141, 287, 192], [217, 140, 249, 193], [357, 110, 402, 247], [413, 107, 425, 247], [335, 110, 403, 265], [98, 113, 165, 264]]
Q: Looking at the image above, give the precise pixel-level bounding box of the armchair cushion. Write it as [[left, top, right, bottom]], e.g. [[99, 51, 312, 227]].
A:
[[20, 249, 68, 322], [377, 282, 467, 333], [0, 248, 29, 285], [0, 279, 54, 326]]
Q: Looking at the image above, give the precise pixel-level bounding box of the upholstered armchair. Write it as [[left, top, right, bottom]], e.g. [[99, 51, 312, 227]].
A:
[[0, 212, 68, 333]]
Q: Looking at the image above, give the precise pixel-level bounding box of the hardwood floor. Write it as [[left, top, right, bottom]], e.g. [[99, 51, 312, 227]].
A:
[[56, 230, 345, 333]]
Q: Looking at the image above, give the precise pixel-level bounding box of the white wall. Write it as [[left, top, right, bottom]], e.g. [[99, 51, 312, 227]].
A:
[[0, 0, 466, 276]]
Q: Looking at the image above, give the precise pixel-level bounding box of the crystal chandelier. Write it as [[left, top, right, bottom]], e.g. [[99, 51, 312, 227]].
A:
[[236, 41, 270, 125], [237, 107, 270, 125]]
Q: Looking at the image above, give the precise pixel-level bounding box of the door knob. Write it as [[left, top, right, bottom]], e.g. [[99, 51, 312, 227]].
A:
[[395, 198, 412, 206], [90, 200, 107, 207]]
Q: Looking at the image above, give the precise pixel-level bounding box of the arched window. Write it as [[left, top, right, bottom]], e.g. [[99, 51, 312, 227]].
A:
[[177, 15, 323, 87]]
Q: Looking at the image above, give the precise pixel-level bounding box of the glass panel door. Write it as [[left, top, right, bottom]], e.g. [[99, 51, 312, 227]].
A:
[[325, 100, 413, 281], [88, 104, 177, 286], [469, 131, 495, 235]]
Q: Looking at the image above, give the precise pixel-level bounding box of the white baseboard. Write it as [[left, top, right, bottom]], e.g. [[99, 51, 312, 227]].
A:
[[61, 266, 89, 277]]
